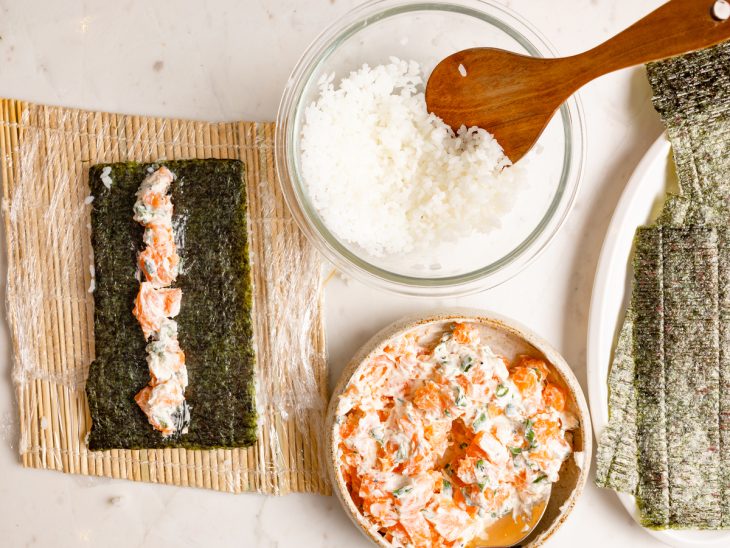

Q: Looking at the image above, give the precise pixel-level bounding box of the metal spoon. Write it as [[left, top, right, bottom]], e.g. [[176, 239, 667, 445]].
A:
[[425, 0, 730, 163]]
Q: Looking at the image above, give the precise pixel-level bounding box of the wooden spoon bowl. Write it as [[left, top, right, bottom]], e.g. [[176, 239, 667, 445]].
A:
[[426, 0, 730, 163]]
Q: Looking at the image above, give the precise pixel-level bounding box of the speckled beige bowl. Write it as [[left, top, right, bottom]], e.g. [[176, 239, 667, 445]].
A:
[[326, 310, 591, 547]]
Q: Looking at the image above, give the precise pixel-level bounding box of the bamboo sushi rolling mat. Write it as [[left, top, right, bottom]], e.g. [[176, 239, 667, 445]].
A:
[[0, 98, 330, 495]]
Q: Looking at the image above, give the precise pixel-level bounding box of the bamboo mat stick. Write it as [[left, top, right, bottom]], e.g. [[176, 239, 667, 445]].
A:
[[10, 103, 35, 468]]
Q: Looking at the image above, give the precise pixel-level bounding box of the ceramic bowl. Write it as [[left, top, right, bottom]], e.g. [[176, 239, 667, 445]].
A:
[[326, 310, 592, 547]]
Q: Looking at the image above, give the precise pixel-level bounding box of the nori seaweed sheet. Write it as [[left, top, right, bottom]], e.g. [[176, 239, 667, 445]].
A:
[[606, 226, 730, 529], [86, 159, 257, 450], [647, 41, 730, 225], [594, 309, 638, 493], [662, 227, 721, 528], [720, 230, 730, 526], [633, 227, 670, 528], [596, 42, 730, 529]]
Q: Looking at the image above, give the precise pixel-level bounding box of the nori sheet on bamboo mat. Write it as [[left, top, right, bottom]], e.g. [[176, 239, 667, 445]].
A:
[[86, 159, 257, 450]]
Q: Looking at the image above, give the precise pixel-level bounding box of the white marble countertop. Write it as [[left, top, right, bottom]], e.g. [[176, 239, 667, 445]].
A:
[[0, 0, 668, 546]]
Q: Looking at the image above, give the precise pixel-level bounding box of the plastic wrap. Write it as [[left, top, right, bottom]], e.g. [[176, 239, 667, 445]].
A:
[[0, 98, 329, 495]]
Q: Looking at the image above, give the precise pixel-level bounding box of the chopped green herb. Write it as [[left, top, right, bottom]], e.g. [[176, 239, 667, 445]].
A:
[[369, 429, 384, 444], [477, 481, 487, 491], [461, 355, 474, 372], [533, 474, 548, 483], [473, 412, 487, 431], [442, 480, 452, 495], [454, 386, 467, 408], [509, 446, 522, 456], [393, 485, 413, 498], [496, 384, 508, 397], [475, 459, 486, 471], [524, 419, 537, 449], [459, 442, 468, 450]]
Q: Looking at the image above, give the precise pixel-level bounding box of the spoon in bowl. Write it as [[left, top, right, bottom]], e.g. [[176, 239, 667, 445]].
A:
[[425, 0, 730, 163], [468, 487, 551, 548]]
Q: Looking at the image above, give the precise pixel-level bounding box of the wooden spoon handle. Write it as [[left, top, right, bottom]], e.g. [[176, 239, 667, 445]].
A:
[[578, 0, 730, 77]]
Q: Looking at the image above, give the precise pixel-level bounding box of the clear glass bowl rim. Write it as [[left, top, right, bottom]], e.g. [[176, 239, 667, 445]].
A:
[[275, 0, 586, 297]]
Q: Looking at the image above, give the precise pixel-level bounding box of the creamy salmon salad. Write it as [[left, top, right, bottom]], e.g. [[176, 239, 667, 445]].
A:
[[132, 166, 189, 437], [335, 322, 578, 547]]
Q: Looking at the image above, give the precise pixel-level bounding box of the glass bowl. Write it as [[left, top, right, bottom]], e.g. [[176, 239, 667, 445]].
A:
[[276, 0, 585, 297]]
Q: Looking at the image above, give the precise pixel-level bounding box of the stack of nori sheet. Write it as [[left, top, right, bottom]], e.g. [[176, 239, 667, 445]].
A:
[[596, 42, 730, 529], [86, 159, 257, 450]]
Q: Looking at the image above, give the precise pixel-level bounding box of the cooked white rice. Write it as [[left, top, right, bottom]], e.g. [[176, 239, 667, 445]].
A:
[[300, 58, 525, 257]]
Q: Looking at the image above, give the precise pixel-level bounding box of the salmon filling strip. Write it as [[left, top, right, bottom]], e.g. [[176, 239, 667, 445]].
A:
[[131, 166, 189, 437]]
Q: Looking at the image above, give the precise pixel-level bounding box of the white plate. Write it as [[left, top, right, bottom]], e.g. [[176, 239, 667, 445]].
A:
[[587, 134, 730, 547]]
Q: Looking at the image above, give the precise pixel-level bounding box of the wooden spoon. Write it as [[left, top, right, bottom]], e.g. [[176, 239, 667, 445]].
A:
[[425, 0, 730, 163]]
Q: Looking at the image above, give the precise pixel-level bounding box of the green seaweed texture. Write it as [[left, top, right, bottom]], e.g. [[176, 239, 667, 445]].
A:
[[86, 159, 257, 450], [596, 42, 730, 528]]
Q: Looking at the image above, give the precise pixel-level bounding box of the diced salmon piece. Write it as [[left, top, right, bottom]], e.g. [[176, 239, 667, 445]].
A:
[[424, 420, 450, 456], [134, 379, 184, 436], [452, 322, 478, 345], [528, 449, 555, 472], [400, 512, 433, 547], [138, 238, 179, 286], [510, 366, 541, 398], [471, 431, 509, 465], [424, 498, 473, 542], [543, 383, 566, 411], [488, 402, 503, 418], [515, 355, 550, 381], [363, 497, 398, 527], [532, 417, 561, 444], [339, 410, 362, 439], [455, 455, 480, 485], [413, 381, 447, 413], [132, 282, 182, 339]]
